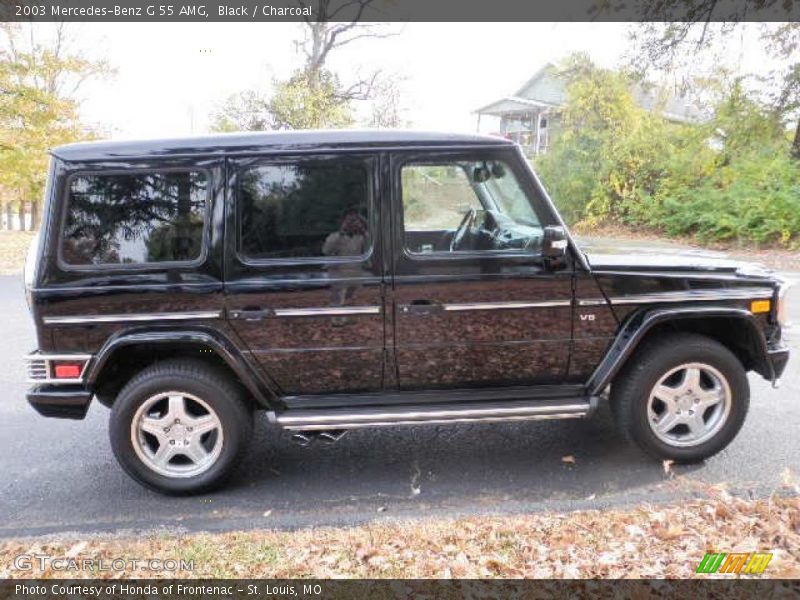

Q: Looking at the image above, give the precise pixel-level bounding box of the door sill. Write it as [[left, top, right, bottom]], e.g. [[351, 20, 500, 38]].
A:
[[282, 384, 586, 410]]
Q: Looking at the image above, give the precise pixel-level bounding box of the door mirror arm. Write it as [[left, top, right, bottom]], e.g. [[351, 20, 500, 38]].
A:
[[542, 225, 569, 269]]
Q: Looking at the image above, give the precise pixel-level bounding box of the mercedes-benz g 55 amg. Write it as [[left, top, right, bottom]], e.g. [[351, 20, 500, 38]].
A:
[[24, 131, 790, 494]]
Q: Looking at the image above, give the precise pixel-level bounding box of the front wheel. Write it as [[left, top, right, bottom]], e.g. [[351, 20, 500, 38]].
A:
[[611, 333, 749, 463], [109, 359, 253, 494]]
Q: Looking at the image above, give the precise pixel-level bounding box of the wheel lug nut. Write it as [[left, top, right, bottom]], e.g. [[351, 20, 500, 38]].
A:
[[169, 440, 175, 445]]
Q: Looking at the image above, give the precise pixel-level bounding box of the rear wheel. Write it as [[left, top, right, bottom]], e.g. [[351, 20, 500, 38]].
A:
[[611, 333, 749, 463], [109, 359, 253, 494]]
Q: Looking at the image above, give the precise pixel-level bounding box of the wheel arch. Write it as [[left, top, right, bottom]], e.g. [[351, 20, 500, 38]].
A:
[[86, 329, 279, 409], [588, 306, 773, 396]]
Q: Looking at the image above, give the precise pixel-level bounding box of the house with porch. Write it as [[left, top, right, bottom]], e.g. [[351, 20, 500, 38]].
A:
[[475, 63, 707, 156]]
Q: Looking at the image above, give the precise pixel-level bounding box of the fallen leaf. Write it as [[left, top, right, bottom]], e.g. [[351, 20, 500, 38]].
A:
[[562, 455, 576, 464]]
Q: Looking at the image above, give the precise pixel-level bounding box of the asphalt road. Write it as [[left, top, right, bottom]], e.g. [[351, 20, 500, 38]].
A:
[[1, 274, 799, 539]]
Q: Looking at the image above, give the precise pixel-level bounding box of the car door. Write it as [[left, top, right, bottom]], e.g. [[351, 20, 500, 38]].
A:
[[389, 147, 573, 390], [224, 153, 386, 396]]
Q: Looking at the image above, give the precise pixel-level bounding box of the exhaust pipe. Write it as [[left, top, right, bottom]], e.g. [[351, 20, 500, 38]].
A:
[[291, 433, 312, 447], [290, 430, 348, 447], [317, 430, 348, 444]]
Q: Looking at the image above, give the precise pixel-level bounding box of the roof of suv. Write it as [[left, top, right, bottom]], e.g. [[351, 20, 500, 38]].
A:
[[51, 130, 514, 161]]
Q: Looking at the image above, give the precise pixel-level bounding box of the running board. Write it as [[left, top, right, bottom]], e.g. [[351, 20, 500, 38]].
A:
[[270, 397, 596, 431]]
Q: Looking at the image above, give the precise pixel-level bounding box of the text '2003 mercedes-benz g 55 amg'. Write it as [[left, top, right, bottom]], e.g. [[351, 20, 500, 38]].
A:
[[24, 131, 790, 494]]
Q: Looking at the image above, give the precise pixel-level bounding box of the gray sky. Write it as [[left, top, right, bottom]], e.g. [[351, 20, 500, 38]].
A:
[[68, 22, 775, 139]]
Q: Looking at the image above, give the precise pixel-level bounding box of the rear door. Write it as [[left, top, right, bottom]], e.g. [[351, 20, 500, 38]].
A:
[[224, 153, 386, 396], [389, 147, 573, 390]]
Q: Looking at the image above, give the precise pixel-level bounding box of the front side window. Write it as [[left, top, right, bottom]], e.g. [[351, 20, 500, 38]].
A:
[[401, 159, 543, 255], [62, 170, 208, 266], [238, 161, 370, 260]]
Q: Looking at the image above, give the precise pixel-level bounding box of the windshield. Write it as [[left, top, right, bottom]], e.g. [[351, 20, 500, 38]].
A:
[[480, 163, 540, 228]]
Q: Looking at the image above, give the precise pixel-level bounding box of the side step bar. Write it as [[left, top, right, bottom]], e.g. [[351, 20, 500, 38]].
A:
[[270, 397, 596, 431]]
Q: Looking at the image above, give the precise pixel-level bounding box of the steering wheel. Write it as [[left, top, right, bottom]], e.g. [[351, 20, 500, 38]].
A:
[[450, 208, 477, 252]]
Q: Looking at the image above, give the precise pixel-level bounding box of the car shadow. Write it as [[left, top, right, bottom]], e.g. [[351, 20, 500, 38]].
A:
[[212, 403, 699, 517]]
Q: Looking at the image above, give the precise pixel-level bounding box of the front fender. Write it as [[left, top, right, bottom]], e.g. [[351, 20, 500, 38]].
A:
[[86, 327, 279, 409], [587, 306, 773, 395]]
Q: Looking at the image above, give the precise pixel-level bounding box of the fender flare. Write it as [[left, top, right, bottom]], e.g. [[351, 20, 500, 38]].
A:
[[85, 327, 279, 409], [587, 306, 772, 396]]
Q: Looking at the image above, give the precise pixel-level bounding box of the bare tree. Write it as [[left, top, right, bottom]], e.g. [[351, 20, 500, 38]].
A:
[[295, 0, 396, 99], [629, 17, 800, 158], [368, 75, 409, 128], [1, 23, 111, 99]]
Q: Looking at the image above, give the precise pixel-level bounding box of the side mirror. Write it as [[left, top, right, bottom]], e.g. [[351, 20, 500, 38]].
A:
[[542, 226, 568, 259]]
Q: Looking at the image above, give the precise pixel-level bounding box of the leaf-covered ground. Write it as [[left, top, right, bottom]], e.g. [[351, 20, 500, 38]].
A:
[[0, 231, 34, 275], [2, 488, 798, 579]]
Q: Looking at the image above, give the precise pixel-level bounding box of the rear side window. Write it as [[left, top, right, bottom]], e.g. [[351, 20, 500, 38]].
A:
[[61, 170, 208, 266], [238, 161, 370, 260]]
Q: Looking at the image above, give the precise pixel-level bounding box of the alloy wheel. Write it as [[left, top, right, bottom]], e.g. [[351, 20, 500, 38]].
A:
[[646, 362, 732, 448], [131, 391, 224, 478]]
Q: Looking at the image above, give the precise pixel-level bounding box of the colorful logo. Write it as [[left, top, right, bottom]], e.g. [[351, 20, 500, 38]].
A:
[[696, 552, 773, 575]]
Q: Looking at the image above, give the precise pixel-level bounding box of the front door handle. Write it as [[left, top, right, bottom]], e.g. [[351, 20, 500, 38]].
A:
[[400, 300, 443, 315], [229, 307, 273, 321]]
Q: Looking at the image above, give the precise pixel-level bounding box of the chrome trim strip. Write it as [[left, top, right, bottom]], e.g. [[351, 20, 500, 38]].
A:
[[42, 311, 222, 325], [443, 300, 571, 312], [25, 353, 93, 361], [283, 413, 587, 431], [578, 288, 774, 307], [272, 306, 381, 317], [24, 352, 93, 385]]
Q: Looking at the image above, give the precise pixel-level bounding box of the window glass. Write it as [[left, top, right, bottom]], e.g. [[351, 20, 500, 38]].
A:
[[62, 171, 208, 266], [401, 159, 543, 255], [402, 165, 481, 231], [239, 162, 370, 260]]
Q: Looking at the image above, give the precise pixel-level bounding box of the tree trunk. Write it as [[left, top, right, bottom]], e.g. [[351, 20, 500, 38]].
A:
[[30, 201, 39, 231], [17, 201, 25, 231], [4, 203, 11, 231], [792, 119, 800, 160]]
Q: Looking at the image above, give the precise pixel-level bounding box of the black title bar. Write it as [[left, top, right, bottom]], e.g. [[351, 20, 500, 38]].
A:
[[1, 0, 798, 22]]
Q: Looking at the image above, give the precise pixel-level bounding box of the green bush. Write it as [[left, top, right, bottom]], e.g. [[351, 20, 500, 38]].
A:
[[653, 150, 800, 246]]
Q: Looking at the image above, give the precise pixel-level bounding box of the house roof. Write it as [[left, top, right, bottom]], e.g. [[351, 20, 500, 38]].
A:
[[475, 96, 560, 116], [477, 63, 708, 124], [52, 129, 514, 161]]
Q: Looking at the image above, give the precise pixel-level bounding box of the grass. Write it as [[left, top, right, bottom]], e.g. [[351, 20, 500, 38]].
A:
[[0, 230, 34, 275], [2, 486, 798, 579]]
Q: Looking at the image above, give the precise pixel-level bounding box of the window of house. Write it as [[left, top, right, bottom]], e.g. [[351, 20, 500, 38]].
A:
[[401, 159, 543, 255], [238, 161, 370, 260], [61, 170, 208, 266]]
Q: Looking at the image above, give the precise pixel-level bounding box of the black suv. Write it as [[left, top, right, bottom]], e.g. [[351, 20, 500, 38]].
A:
[[24, 131, 790, 494]]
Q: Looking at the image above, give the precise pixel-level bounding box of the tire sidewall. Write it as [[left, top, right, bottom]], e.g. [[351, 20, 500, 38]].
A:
[[626, 340, 749, 462], [110, 369, 250, 495]]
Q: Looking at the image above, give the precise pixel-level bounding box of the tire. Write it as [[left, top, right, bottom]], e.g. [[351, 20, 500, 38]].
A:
[[610, 333, 749, 463], [109, 359, 253, 495]]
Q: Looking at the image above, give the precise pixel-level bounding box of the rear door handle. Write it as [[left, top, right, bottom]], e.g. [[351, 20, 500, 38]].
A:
[[229, 308, 273, 321]]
